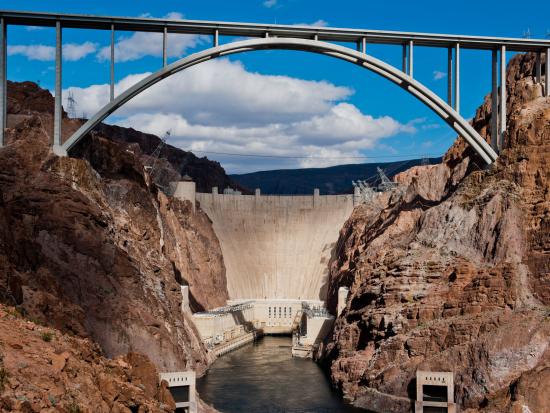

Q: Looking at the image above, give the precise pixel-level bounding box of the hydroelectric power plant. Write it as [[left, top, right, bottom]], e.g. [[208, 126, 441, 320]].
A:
[[171, 179, 357, 358]]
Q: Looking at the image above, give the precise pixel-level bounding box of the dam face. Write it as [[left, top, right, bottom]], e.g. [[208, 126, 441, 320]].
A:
[[196, 190, 355, 301]]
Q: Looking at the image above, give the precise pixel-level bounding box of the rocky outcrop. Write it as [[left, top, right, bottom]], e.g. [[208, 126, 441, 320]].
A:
[[0, 303, 178, 412], [0, 81, 229, 378], [322, 53, 550, 413]]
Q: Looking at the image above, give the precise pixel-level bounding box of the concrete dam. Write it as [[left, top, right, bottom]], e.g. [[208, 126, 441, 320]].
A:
[[195, 189, 356, 301], [172, 181, 357, 356]]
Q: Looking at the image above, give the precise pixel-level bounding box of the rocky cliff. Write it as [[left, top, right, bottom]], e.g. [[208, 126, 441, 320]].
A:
[[322, 53, 550, 413], [0, 303, 178, 412], [0, 81, 229, 410]]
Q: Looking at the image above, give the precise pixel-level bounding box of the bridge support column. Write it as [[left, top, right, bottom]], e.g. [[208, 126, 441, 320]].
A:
[[0, 18, 6, 148], [110, 24, 115, 102], [454, 43, 460, 113], [546, 48, 550, 97], [53, 20, 64, 155], [163, 26, 168, 67], [408, 40, 414, 78], [213, 29, 219, 47], [361, 37, 366, 54], [402, 44, 407, 73], [491, 49, 499, 153], [499, 45, 507, 151], [447, 47, 453, 106], [535, 52, 542, 85]]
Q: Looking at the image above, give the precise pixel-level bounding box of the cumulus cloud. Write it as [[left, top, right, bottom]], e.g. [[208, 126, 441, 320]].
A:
[[263, 0, 278, 8], [67, 59, 353, 127], [433, 70, 447, 81], [63, 42, 99, 61], [8, 45, 54, 61], [96, 12, 207, 62], [64, 58, 416, 172], [7, 42, 98, 61], [96, 32, 206, 62]]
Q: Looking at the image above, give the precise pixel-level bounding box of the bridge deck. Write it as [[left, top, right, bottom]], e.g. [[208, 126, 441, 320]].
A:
[[1, 10, 550, 52]]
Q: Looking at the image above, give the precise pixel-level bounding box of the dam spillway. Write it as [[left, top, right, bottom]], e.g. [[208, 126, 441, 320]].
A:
[[195, 189, 356, 301]]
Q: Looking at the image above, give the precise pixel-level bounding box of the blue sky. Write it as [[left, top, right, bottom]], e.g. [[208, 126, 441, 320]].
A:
[[2, 0, 549, 173]]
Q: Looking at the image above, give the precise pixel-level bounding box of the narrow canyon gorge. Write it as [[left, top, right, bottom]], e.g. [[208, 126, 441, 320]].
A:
[[0, 51, 548, 413]]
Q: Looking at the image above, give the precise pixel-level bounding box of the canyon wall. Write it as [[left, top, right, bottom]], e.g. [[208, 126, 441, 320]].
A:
[[196, 192, 355, 300], [321, 53, 550, 413], [0, 81, 229, 378]]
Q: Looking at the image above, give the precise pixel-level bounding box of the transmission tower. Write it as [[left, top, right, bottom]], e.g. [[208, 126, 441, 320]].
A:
[[352, 179, 381, 210], [66, 91, 77, 119], [522, 28, 532, 39], [376, 167, 398, 192], [421, 155, 430, 166], [146, 131, 171, 183]]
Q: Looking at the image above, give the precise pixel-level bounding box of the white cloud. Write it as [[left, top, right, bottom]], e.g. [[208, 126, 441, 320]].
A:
[[291, 103, 414, 145], [433, 70, 447, 81], [140, 11, 184, 19], [294, 20, 329, 27], [164, 11, 185, 20], [8, 45, 54, 61], [7, 42, 98, 61], [64, 58, 416, 172], [63, 42, 99, 61], [67, 59, 353, 127], [96, 12, 206, 62], [263, 0, 278, 8], [96, 32, 206, 62]]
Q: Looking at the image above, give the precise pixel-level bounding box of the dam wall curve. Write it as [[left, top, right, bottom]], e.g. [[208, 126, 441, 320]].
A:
[[195, 191, 356, 301]]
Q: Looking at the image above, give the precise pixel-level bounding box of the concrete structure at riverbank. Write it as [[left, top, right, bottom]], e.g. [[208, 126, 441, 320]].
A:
[[159, 371, 197, 413], [415, 371, 456, 413], [292, 303, 334, 358], [192, 299, 331, 357]]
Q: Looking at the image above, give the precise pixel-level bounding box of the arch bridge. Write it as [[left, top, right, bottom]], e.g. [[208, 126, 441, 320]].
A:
[[1, 10, 550, 164]]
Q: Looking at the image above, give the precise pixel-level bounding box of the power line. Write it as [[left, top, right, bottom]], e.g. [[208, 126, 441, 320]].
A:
[[185, 149, 443, 160]]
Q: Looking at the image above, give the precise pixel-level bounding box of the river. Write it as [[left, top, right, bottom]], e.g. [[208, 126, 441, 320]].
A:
[[197, 336, 368, 413]]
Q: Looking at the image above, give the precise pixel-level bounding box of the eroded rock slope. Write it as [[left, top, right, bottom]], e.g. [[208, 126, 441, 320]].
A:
[[322, 53, 550, 413], [0, 81, 228, 375]]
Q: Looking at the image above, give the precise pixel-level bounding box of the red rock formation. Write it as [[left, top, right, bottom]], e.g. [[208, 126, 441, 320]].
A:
[[322, 53, 550, 413], [0, 303, 177, 412], [0, 81, 228, 378]]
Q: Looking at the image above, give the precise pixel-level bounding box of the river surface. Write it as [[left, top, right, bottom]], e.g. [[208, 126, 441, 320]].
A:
[[197, 336, 368, 413]]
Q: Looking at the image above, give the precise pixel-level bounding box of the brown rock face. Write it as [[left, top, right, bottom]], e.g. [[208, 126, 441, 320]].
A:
[[0, 304, 175, 413], [0, 81, 229, 377], [322, 53, 550, 413]]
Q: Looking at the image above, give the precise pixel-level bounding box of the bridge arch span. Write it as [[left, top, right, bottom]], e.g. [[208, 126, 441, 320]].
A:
[[63, 37, 498, 164]]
